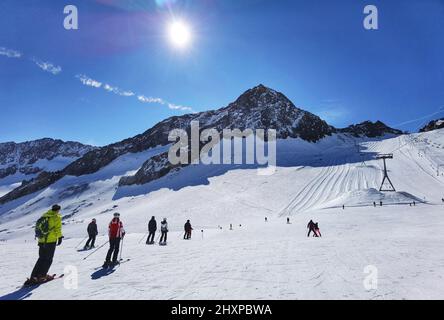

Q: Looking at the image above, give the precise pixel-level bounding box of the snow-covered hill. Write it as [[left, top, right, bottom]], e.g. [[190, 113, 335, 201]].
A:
[[0, 128, 443, 299], [1, 86, 444, 300]]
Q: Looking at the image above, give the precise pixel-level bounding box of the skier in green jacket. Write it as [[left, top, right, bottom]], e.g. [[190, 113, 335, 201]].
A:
[[25, 204, 63, 285]]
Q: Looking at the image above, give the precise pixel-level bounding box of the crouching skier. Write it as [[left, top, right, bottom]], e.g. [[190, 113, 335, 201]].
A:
[[25, 204, 63, 286], [103, 213, 125, 268]]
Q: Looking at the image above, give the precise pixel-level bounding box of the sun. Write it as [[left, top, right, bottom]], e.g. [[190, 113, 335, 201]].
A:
[[168, 20, 192, 49]]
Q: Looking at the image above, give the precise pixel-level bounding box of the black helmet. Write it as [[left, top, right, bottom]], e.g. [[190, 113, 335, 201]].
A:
[[52, 204, 61, 212]]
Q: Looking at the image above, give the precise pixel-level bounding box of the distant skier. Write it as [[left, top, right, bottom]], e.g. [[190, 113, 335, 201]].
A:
[[342, 205, 345, 210], [25, 205, 63, 286], [373, 202, 376, 207], [380, 201, 383, 207], [184, 220, 193, 239], [146, 216, 157, 245], [84, 218, 98, 249], [307, 220, 316, 237], [103, 213, 125, 268], [314, 223, 322, 237], [287, 217, 290, 224], [265, 217, 268, 222], [159, 218, 168, 245], [413, 201, 416, 206]]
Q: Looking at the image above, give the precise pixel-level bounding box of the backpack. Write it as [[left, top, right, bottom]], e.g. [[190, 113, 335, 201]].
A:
[[35, 216, 50, 239]]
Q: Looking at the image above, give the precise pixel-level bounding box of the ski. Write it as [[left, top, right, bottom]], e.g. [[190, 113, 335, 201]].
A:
[[21, 274, 64, 288]]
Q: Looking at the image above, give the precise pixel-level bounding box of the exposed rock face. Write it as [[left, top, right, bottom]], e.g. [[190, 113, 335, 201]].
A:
[[119, 153, 183, 186], [338, 121, 403, 138], [420, 119, 444, 133]]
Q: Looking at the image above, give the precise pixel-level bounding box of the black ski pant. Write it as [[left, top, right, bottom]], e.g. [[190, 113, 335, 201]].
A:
[[85, 234, 96, 247], [31, 242, 57, 278], [160, 231, 167, 243], [105, 238, 121, 263], [146, 231, 155, 243], [184, 230, 191, 239]]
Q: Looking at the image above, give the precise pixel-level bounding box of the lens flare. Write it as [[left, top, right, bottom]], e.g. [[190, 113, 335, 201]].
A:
[[168, 20, 191, 49]]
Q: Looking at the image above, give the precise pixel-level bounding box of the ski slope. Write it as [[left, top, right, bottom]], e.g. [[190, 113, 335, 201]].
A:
[[0, 130, 443, 299]]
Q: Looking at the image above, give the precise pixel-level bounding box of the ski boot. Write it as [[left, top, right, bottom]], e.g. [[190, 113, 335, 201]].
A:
[[23, 277, 39, 286]]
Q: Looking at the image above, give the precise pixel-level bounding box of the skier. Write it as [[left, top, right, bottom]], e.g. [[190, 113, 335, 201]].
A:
[[103, 213, 125, 268], [307, 220, 316, 237], [380, 201, 383, 207], [146, 216, 157, 245], [159, 218, 168, 245], [265, 217, 268, 222], [184, 220, 193, 239], [287, 217, 290, 224], [413, 201, 416, 206], [373, 201, 376, 207], [25, 205, 63, 286], [314, 222, 322, 237], [84, 218, 98, 249]]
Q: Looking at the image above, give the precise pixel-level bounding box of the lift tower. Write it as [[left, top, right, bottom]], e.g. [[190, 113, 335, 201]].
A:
[[376, 154, 396, 192]]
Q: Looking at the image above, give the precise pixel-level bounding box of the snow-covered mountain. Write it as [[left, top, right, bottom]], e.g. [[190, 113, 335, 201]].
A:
[[420, 118, 444, 133], [0, 139, 95, 198], [0, 85, 400, 204]]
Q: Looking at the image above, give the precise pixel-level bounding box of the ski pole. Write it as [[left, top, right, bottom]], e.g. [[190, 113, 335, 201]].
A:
[[83, 241, 109, 260], [75, 236, 88, 249], [138, 232, 149, 244], [119, 238, 124, 261]]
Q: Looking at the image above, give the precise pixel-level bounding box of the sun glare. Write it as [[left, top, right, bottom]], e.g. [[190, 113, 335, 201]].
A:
[[168, 20, 191, 49]]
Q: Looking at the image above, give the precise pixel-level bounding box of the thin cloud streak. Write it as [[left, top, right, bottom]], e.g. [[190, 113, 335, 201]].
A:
[[0, 46, 22, 58], [77, 74, 194, 112], [32, 59, 62, 75]]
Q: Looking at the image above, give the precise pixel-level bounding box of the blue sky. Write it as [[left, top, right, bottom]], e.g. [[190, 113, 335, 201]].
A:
[[1, 0, 443, 146]]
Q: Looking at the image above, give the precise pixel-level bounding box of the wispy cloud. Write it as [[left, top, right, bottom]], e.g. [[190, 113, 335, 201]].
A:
[[77, 74, 102, 88], [103, 84, 135, 97], [32, 59, 62, 75], [0, 47, 22, 58], [77, 74, 194, 112], [1, 44, 195, 113]]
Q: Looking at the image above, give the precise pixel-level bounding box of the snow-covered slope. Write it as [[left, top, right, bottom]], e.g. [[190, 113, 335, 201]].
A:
[[0, 128, 443, 299]]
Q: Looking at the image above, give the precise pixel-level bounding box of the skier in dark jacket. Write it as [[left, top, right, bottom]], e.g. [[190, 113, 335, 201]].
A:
[[146, 216, 157, 244], [307, 220, 316, 237], [184, 220, 193, 239], [84, 218, 98, 249]]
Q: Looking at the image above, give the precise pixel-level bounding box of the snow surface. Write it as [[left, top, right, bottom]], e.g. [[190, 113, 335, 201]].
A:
[[0, 130, 444, 299]]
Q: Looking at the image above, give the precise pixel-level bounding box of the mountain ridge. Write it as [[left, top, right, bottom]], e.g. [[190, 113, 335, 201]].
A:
[[0, 85, 402, 204]]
